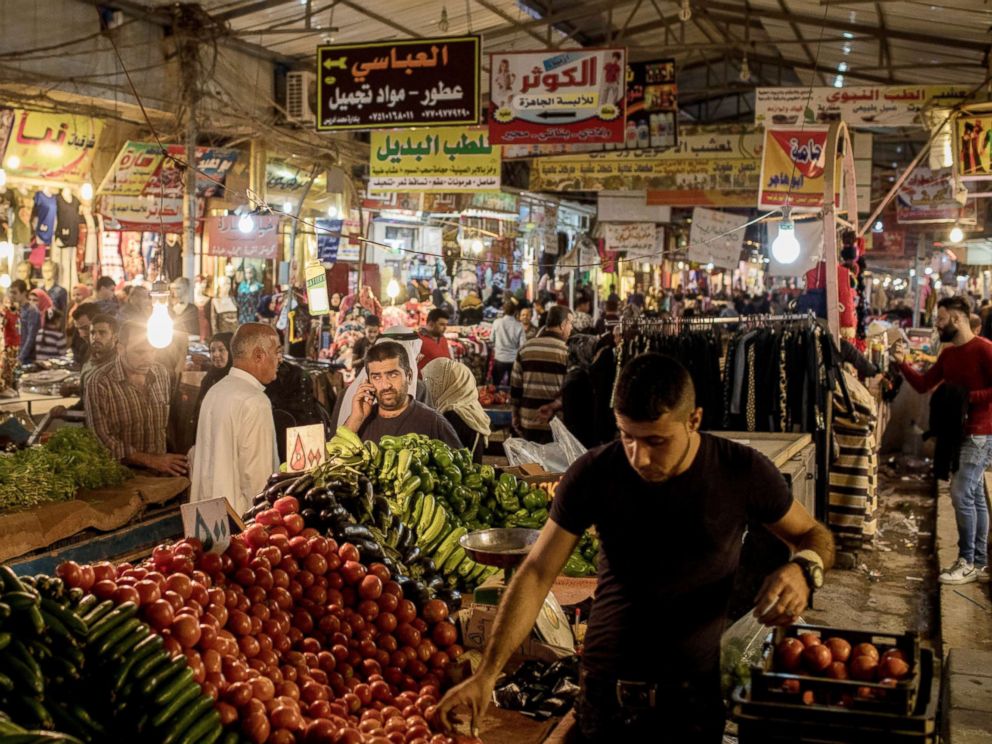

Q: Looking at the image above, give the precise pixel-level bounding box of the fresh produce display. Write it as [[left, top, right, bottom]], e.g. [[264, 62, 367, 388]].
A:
[[0, 428, 130, 512], [764, 627, 916, 709], [477, 386, 508, 407], [52, 508, 470, 743], [254, 429, 598, 591]]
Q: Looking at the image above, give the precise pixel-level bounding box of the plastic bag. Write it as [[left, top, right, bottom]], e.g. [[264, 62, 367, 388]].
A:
[[503, 419, 587, 472], [719, 613, 771, 698]]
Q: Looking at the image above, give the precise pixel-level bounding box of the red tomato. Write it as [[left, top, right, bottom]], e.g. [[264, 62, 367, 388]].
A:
[[144, 599, 174, 630], [360, 575, 383, 600], [338, 543, 360, 562], [421, 600, 448, 624], [431, 621, 457, 648]]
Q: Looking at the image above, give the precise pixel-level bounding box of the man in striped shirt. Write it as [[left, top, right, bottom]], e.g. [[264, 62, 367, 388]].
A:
[[511, 305, 572, 443]]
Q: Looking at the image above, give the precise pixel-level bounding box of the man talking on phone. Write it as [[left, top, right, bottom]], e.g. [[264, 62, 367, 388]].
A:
[[342, 340, 462, 448]]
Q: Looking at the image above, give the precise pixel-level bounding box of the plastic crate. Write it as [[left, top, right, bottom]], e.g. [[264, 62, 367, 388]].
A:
[[751, 623, 921, 715], [732, 647, 937, 744]]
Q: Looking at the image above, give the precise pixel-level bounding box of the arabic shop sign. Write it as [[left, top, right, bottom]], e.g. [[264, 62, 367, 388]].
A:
[[0, 109, 103, 182], [316, 37, 480, 131], [488, 48, 627, 146], [758, 126, 841, 211], [602, 223, 662, 264], [754, 85, 979, 129], [897, 165, 977, 224], [369, 127, 500, 192], [956, 114, 992, 181], [206, 215, 281, 260], [687, 207, 749, 270], [531, 125, 762, 207]]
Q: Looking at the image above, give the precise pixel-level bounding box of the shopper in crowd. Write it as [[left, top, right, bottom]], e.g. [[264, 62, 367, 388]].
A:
[[40, 260, 67, 328], [417, 308, 451, 370], [0, 298, 18, 397], [63, 313, 119, 409], [339, 284, 383, 323], [439, 353, 835, 742], [421, 358, 491, 463], [627, 283, 645, 309], [85, 321, 187, 476], [341, 340, 461, 448], [491, 301, 525, 386], [32, 288, 67, 361], [119, 285, 152, 324], [193, 332, 234, 422], [518, 305, 537, 341], [168, 277, 200, 338], [893, 295, 992, 585], [94, 276, 118, 317], [458, 291, 484, 325], [352, 315, 381, 372], [510, 305, 572, 444], [69, 303, 99, 367], [572, 294, 594, 333], [65, 283, 93, 339], [191, 323, 280, 514], [6, 280, 40, 365]]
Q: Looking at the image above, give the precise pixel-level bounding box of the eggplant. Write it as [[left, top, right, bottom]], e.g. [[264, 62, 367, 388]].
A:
[[263, 477, 300, 500], [421, 558, 437, 575], [427, 575, 445, 593], [402, 545, 421, 566], [382, 557, 398, 575], [399, 579, 430, 609], [319, 508, 337, 525], [397, 525, 415, 554], [341, 525, 375, 543], [354, 539, 385, 563], [285, 473, 315, 497], [253, 492, 272, 507], [267, 471, 301, 486], [435, 587, 463, 614], [300, 508, 318, 525], [303, 487, 326, 507]]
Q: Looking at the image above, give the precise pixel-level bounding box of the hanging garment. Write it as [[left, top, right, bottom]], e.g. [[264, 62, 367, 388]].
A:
[[55, 192, 80, 247], [32, 191, 57, 245]]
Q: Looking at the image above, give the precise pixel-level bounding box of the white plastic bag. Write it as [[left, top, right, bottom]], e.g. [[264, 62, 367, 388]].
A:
[[720, 613, 771, 698], [503, 418, 588, 472]]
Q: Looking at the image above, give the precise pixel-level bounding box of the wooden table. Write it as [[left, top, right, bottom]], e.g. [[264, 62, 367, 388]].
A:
[[0, 391, 78, 418]]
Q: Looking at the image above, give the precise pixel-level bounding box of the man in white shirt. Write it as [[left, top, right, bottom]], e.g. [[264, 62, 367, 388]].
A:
[[491, 301, 525, 386], [191, 323, 281, 514]]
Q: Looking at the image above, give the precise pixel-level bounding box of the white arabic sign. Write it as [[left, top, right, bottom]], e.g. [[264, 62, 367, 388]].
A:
[[688, 208, 749, 270], [754, 85, 978, 129], [603, 223, 661, 263]]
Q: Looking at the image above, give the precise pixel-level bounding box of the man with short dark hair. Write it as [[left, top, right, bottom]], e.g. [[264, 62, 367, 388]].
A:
[[352, 315, 381, 372], [6, 279, 40, 365], [510, 305, 572, 443], [94, 276, 119, 317], [62, 311, 118, 404], [69, 303, 100, 366], [85, 321, 187, 476], [343, 339, 461, 447], [192, 323, 280, 513], [417, 308, 450, 370], [439, 354, 835, 742], [894, 294, 992, 584]]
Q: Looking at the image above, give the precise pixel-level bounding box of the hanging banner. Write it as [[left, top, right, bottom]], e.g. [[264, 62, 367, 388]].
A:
[[597, 191, 671, 223], [688, 208, 749, 270], [956, 114, 992, 180], [97, 141, 239, 229], [754, 85, 979, 129], [758, 126, 841, 211], [316, 37, 480, 131], [0, 109, 103, 182], [488, 48, 627, 145], [531, 125, 762, 206], [205, 215, 280, 260], [602, 223, 659, 262], [897, 166, 977, 224], [369, 127, 500, 192], [316, 218, 343, 262]]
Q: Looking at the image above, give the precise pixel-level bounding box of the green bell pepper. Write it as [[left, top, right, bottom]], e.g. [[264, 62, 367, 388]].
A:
[[498, 473, 517, 490], [480, 465, 496, 483], [563, 554, 595, 577], [432, 449, 454, 469], [530, 508, 548, 524], [496, 489, 520, 512], [522, 490, 546, 511], [463, 474, 484, 491], [443, 465, 462, 486]]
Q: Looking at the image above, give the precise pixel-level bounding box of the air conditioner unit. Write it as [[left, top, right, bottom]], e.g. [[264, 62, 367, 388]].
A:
[[285, 71, 317, 125]]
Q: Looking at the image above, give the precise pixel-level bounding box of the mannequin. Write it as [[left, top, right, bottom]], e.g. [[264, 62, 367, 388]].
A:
[[212, 278, 239, 334], [54, 187, 81, 292], [15, 260, 33, 285], [41, 260, 67, 329], [236, 265, 263, 325]]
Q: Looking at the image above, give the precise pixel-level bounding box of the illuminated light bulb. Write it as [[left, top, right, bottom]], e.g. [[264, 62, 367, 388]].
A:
[[283, 202, 293, 213], [771, 210, 801, 265], [327, 205, 339, 219], [706, 262, 714, 271], [924, 267, 933, 276], [678, 0, 692, 22], [873, 220, 883, 233], [909, 269, 916, 277], [80, 181, 94, 201], [386, 278, 400, 300], [0, 275, 9, 289], [949, 226, 964, 243], [470, 239, 484, 255], [676, 261, 685, 270], [5, 155, 20, 170], [934, 280, 943, 290], [238, 213, 254, 234], [147, 301, 174, 349]]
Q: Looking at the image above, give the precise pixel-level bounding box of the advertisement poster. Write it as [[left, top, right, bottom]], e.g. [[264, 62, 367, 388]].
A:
[[897, 165, 977, 223], [758, 126, 841, 211], [687, 207, 749, 270], [755, 85, 979, 129], [956, 114, 992, 180], [488, 48, 626, 145], [531, 125, 762, 207], [0, 109, 103, 182], [317, 37, 480, 130], [369, 127, 500, 192], [206, 215, 280, 260], [316, 218, 343, 263]]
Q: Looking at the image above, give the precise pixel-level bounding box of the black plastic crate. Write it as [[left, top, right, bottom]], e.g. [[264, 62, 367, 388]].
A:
[[751, 623, 921, 715], [732, 647, 937, 744]]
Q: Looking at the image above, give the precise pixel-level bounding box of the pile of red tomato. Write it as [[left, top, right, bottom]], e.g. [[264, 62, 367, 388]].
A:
[[56, 494, 470, 743]]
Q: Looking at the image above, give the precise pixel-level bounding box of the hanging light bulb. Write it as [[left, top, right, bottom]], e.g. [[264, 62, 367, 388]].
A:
[[872, 220, 884, 233], [282, 201, 293, 214], [909, 268, 917, 277], [676, 261, 685, 270], [470, 238, 484, 255], [771, 208, 801, 265], [0, 274, 9, 289], [386, 278, 400, 304], [949, 225, 964, 243], [438, 6, 449, 32], [924, 266, 934, 276], [327, 204, 339, 219], [147, 282, 174, 349], [706, 262, 715, 271], [678, 0, 692, 22], [80, 181, 94, 201], [5, 155, 20, 170], [238, 212, 255, 234], [739, 54, 750, 82]]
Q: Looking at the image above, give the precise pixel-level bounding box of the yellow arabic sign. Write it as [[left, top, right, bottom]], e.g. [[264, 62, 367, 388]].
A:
[[530, 125, 762, 207], [1, 110, 102, 182], [369, 127, 500, 192]]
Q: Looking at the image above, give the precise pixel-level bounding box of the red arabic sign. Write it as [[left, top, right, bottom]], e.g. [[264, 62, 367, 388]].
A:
[[206, 215, 281, 260], [488, 48, 626, 145]]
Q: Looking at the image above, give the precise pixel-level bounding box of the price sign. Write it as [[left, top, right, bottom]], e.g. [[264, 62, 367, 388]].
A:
[[181, 497, 232, 554], [286, 424, 326, 473]]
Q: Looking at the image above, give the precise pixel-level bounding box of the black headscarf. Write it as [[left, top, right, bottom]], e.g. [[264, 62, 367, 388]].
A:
[[194, 332, 234, 424]]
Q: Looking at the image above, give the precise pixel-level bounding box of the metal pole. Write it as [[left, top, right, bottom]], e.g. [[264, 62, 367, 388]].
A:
[[183, 115, 196, 291], [284, 167, 318, 354]]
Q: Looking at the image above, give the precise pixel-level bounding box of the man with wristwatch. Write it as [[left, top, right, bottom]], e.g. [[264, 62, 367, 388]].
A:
[[438, 354, 835, 742]]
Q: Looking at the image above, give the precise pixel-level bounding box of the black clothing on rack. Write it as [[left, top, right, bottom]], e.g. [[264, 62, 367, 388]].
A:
[[925, 383, 969, 481]]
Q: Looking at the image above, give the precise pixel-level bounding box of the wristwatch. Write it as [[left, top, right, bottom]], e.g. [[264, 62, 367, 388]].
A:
[[791, 550, 824, 608]]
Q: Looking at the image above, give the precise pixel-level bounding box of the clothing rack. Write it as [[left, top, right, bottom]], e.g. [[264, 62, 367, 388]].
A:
[[621, 311, 818, 331]]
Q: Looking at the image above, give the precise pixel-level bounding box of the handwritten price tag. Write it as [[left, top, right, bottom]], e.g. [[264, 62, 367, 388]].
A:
[[181, 497, 232, 554], [286, 424, 326, 473]]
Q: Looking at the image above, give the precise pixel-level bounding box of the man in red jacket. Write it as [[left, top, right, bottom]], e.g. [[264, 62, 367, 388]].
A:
[[893, 295, 992, 585], [417, 308, 450, 370]]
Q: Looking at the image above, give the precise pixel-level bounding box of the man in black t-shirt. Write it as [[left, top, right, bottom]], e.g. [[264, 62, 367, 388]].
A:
[[438, 354, 835, 742]]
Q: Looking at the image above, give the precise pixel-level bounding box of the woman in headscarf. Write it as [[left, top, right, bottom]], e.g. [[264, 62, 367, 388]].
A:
[[421, 357, 491, 463], [31, 288, 67, 361], [193, 332, 234, 428]]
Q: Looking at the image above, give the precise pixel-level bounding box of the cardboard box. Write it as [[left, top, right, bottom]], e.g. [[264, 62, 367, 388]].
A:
[[501, 465, 564, 500]]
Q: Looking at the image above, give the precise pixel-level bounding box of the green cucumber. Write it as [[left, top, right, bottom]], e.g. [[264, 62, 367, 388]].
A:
[[114, 635, 164, 691], [132, 650, 172, 683], [80, 599, 115, 628], [11, 695, 54, 728], [70, 703, 105, 735], [4, 591, 40, 610], [41, 597, 87, 636], [87, 602, 137, 643], [0, 631, 10, 650], [442, 547, 467, 574], [141, 657, 187, 697], [0, 671, 13, 692], [95, 616, 142, 656], [152, 666, 195, 705], [151, 682, 201, 727], [74, 594, 99, 615], [0, 565, 27, 593], [176, 709, 222, 744], [160, 695, 214, 744], [107, 622, 150, 660], [40, 608, 74, 643]]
